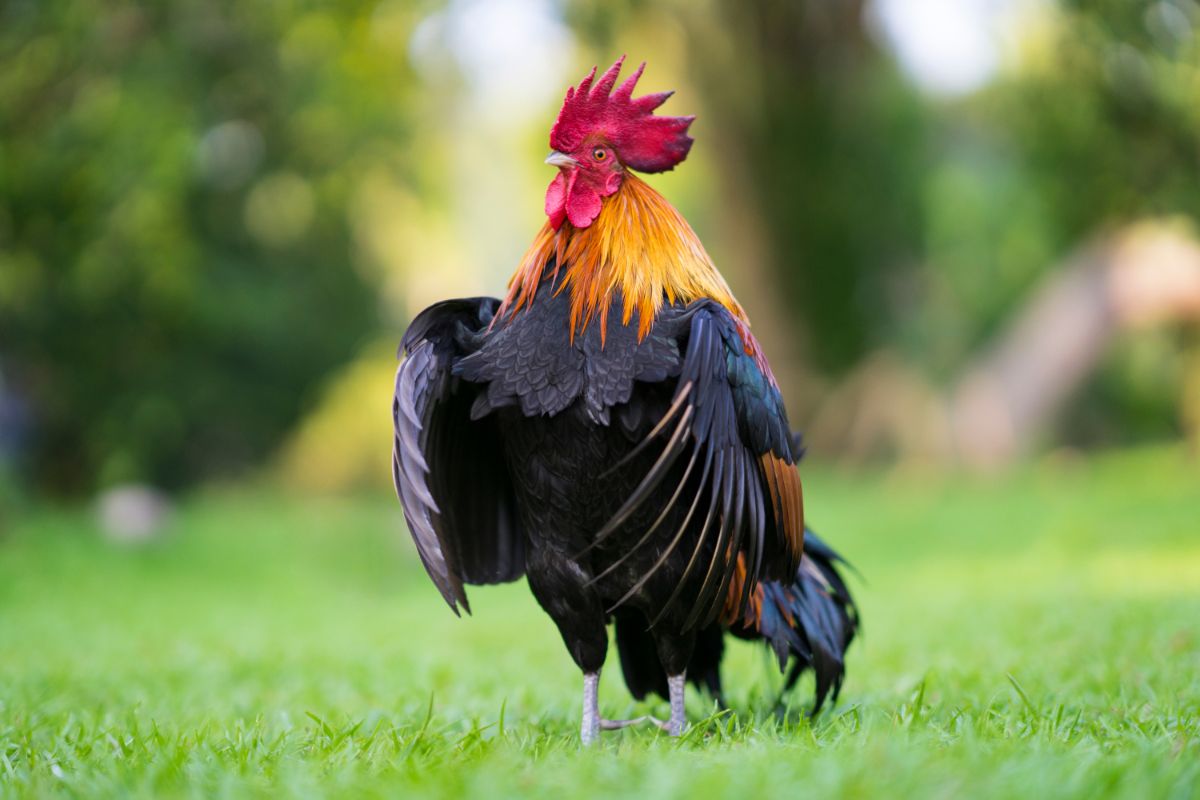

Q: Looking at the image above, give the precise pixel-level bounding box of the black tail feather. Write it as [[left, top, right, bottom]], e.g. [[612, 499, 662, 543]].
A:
[[611, 527, 860, 714], [759, 527, 860, 713]]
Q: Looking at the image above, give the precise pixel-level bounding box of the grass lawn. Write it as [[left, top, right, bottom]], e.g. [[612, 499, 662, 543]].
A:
[[1, 445, 1198, 798]]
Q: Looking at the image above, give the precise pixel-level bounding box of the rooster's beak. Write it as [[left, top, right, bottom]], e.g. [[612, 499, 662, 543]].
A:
[[545, 151, 579, 169]]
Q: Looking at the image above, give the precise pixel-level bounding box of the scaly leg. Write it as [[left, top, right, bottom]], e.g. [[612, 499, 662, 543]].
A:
[[648, 624, 693, 737], [581, 671, 601, 745], [666, 672, 687, 736]]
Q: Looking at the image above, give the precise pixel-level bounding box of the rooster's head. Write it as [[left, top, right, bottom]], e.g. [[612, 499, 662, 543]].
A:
[[543, 56, 694, 231]]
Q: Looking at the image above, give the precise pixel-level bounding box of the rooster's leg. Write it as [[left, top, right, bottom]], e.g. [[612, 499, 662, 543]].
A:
[[666, 673, 686, 736], [525, 544, 610, 745], [581, 671, 601, 745], [649, 626, 693, 737]]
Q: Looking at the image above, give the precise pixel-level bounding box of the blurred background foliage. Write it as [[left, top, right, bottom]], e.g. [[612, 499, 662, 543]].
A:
[[2, 0, 1199, 497], [0, 1, 420, 492]]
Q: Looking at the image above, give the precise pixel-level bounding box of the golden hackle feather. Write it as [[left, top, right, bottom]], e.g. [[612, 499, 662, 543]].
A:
[[499, 174, 751, 346]]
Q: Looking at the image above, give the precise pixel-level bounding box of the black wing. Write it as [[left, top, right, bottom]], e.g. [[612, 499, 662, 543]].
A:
[[591, 300, 804, 630], [392, 297, 524, 614]]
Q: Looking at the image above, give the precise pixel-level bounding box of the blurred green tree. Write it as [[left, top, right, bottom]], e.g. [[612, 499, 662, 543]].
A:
[[0, 1, 421, 491]]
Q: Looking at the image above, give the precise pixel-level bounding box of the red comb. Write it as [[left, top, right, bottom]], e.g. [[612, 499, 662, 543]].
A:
[[549, 56, 695, 174]]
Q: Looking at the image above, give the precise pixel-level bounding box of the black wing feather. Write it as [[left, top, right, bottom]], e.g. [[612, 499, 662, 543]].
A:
[[605, 300, 801, 628], [392, 297, 525, 614]]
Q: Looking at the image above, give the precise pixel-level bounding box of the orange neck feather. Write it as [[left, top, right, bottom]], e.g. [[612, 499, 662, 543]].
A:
[[498, 174, 748, 343]]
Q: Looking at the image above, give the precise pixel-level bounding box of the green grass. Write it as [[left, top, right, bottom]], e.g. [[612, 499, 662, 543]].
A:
[[2, 446, 1198, 798]]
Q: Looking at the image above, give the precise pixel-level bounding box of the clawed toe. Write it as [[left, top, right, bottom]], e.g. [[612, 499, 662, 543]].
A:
[[599, 715, 669, 731]]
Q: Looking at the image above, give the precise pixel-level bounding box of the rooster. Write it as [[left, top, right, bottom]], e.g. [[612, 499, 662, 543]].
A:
[[393, 57, 858, 744]]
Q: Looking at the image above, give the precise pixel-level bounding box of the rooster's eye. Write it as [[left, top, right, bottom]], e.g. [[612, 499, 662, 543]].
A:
[[593, 148, 607, 161]]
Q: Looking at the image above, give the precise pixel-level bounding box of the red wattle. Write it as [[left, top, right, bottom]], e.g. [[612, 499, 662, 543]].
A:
[[566, 182, 603, 229], [545, 172, 568, 229], [546, 170, 611, 230]]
